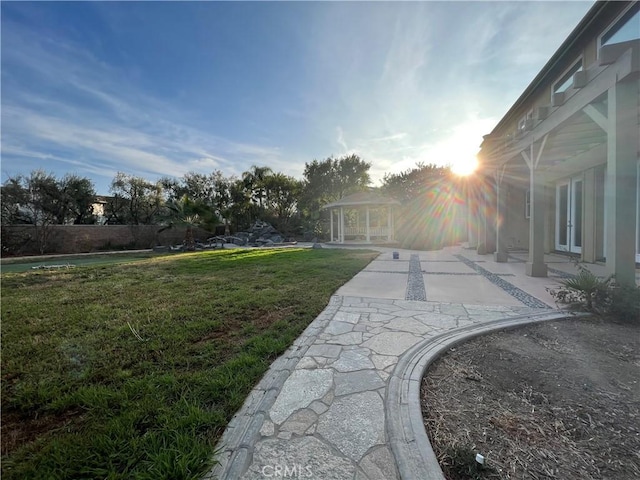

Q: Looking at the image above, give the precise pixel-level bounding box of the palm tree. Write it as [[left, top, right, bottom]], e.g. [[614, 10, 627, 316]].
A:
[[241, 165, 273, 211], [161, 195, 201, 251]]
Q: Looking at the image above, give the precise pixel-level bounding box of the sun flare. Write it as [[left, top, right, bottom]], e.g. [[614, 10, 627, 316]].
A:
[[451, 157, 478, 176]]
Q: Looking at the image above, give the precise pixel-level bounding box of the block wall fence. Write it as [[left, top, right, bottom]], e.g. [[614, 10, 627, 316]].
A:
[[2, 225, 214, 256]]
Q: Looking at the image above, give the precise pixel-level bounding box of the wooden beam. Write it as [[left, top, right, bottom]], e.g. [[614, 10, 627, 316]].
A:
[[583, 104, 608, 132], [483, 46, 637, 166], [534, 134, 549, 169]]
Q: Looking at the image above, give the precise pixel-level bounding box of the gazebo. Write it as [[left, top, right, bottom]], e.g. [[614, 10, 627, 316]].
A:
[[321, 192, 400, 244]]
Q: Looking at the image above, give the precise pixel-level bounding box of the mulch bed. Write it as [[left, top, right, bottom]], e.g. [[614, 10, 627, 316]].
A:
[[421, 317, 640, 480]]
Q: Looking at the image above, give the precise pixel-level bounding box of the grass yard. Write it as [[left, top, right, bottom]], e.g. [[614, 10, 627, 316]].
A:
[[1, 247, 377, 480], [1, 252, 159, 274]]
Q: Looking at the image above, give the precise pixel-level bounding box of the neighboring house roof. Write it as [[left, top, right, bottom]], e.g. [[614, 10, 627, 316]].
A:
[[321, 192, 401, 209]]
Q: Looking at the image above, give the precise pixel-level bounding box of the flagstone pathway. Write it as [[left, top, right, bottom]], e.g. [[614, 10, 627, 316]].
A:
[[205, 247, 566, 479]]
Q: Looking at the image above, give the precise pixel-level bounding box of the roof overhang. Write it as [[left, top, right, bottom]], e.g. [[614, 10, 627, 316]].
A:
[[485, 1, 632, 140], [479, 39, 639, 178]]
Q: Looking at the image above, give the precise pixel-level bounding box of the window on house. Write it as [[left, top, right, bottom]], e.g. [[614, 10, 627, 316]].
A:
[[525, 189, 531, 219], [601, 3, 640, 47], [518, 110, 534, 132], [553, 59, 583, 95]]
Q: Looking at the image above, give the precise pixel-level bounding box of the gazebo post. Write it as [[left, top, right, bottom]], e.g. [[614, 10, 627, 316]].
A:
[[366, 206, 370, 243], [321, 192, 400, 245], [330, 209, 334, 242]]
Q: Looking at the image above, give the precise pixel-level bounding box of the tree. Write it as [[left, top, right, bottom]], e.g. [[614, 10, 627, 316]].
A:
[[332, 153, 371, 199], [0, 170, 70, 253], [160, 195, 204, 250], [158, 176, 184, 203], [263, 173, 301, 233], [381, 163, 466, 250], [381, 163, 450, 203], [227, 178, 253, 231], [1, 175, 30, 225], [299, 154, 371, 236], [241, 165, 274, 212], [300, 158, 335, 216], [209, 171, 233, 233], [1, 171, 99, 253], [58, 174, 97, 224], [26, 170, 60, 225], [1, 175, 33, 254], [300, 154, 371, 213], [108, 172, 163, 225], [160, 171, 234, 229], [182, 172, 216, 204]]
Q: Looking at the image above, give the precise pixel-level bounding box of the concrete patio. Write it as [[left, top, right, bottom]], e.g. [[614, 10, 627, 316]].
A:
[[205, 245, 638, 480]]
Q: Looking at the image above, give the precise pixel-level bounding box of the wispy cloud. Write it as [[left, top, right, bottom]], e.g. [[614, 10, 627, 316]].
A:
[[302, 1, 593, 184], [1, 1, 594, 193], [336, 127, 349, 152], [1, 14, 287, 192]]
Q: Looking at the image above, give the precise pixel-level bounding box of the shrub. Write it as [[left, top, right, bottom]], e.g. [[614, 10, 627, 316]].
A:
[[547, 263, 639, 324], [547, 264, 613, 313]]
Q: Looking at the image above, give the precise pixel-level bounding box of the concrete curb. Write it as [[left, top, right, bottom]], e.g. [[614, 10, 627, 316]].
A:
[[386, 310, 574, 480]]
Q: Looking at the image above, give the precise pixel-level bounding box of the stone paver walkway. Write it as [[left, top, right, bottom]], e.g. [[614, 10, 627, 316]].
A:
[[205, 246, 568, 479]]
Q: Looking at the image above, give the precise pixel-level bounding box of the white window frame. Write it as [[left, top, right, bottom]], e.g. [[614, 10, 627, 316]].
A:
[[552, 58, 583, 99], [598, 2, 640, 56]]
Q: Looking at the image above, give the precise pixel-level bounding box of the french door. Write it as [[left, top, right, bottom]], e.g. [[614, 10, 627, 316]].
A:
[[556, 177, 583, 254]]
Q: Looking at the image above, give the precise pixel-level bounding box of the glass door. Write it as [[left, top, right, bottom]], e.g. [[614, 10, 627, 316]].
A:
[[556, 181, 570, 251], [555, 177, 583, 254], [570, 177, 583, 254]]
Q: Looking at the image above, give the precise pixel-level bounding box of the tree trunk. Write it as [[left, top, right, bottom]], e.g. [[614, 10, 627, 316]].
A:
[[185, 226, 196, 251]]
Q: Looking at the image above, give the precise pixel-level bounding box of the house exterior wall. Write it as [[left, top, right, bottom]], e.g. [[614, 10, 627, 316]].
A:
[[486, 2, 633, 143], [506, 183, 529, 250], [474, 1, 639, 284]]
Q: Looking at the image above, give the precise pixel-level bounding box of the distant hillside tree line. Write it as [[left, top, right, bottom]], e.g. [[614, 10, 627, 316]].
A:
[[2, 156, 464, 254]]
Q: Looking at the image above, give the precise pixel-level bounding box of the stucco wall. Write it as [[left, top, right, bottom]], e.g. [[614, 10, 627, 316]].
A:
[[506, 183, 530, 250]]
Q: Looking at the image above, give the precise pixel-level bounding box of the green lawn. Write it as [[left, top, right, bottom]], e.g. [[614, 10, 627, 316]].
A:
[[1, 252, 159, 273], [1, 248, 377, 480]]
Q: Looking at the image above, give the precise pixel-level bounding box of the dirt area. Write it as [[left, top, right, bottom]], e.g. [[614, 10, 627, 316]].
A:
[[1, 409, 83, 457], [421, 317, 640, 480]]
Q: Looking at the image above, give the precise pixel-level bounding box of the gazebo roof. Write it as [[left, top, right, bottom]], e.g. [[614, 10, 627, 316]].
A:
[[321, 191, 401, 209]]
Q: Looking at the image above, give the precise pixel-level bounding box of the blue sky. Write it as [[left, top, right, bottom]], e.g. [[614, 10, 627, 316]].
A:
[[1, 1, 594, 194]]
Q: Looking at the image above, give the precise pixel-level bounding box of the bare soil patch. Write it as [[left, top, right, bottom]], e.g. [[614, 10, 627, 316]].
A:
[[421, 317, 640, 480], [1, 408, 84, 456]]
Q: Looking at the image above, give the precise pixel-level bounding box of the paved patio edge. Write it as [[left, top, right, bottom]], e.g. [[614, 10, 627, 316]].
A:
[[204, 295, 345, 480], [386, 310, 576, 480]]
